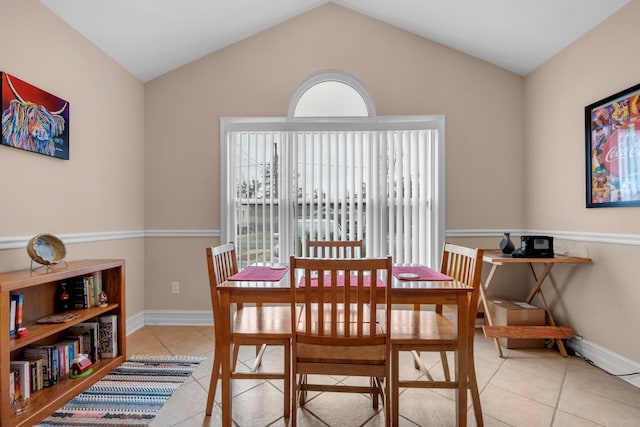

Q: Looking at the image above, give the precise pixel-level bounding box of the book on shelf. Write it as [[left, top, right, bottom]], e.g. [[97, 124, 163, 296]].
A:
[[37, 312, 80, 324], [25, 357, 43, 391], [68, 322, 100, 363], [24, 344, 58, 387], [56, 339, 77, 377], [69, 276, 89, 309], [11, 293, 24, 330], [66, 333, 85, 360], [99, 314, 118, 358], [9, 371, 15, 406], [9, 361, 30, 400], [93, 271, 103, 306], [9, 371, 16, 405], [84, 275, 95, 308], [10, 369, 21, 404], [9, 297, 16, 336]]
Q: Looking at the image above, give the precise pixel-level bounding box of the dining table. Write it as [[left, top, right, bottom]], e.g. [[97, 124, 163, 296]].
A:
[[216, 263, 474, 426]]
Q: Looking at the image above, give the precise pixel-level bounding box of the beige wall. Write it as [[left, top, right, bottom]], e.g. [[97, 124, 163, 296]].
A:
[[143, 4, 524, 311], [524, 1, 640, 361], [4, 1, 638, 363], [0, 1, 146, 316]]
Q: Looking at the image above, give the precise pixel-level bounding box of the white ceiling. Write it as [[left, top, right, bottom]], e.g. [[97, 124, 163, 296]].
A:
[[40, 0, 629, 82]]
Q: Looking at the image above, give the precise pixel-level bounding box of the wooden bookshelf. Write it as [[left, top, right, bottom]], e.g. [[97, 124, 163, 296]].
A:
[[0, 259, 126, 427]]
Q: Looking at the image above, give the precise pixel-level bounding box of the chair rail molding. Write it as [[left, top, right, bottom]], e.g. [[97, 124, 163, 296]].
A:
[[1, 229, 640, 250]]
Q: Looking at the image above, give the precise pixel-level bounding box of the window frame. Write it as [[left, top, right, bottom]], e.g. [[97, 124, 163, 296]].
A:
[[220, 115, 446, 268]]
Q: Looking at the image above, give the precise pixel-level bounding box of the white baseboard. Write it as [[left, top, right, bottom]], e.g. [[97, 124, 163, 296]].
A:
[[142, 310, 213, 326], [126, 311, 146, 335], [567, 338, 640, 389]]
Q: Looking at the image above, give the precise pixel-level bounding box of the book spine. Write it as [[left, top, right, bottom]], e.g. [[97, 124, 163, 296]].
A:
[[56, 346, 65, 378], [14, 293, 24, 329], [36, 359, 43, 390], [85, 275, 95, 307], [50, 345, 58, 385], [70, 277, 88, 309], [99, 315, 118, 358], [9, 371, 15, 406], [29, 360, 38, 393], [9, 361, 30, 399], [93, 272, 102, 306], [24, 348, 51, 387], [10, 369, 21, 401], [9, 297, 16, 335]]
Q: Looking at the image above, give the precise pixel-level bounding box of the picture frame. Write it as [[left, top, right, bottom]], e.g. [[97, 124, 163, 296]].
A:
[[585, 82, 640, 207], [1, 72, 69, 159]]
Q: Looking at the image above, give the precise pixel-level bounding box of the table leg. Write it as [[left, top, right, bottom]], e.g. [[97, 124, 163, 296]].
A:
[[455, 293, 469, 427], [479, 264, 504, 357], [525, 263, 568, 357], [220, 291, 232, 426]]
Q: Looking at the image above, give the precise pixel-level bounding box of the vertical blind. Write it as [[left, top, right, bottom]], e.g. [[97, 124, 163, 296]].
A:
[[224, 125, 441, 268]]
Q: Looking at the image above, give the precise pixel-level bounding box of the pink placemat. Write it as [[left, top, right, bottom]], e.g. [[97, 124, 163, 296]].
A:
[[392, 265, 453, 281], [228, 265, 289, 282], [299, 274, 386, 288]]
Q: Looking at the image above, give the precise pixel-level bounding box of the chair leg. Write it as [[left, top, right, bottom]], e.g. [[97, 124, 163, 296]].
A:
[[284, 342, 291, 419], [410, 350, 435, 381], [291, 370, 299, 427], [440, 351, 451, 381], [385, 362, 391, 427], [469, 355, 483, 427], [251, 344, 268, 372], [392, 346, 400, 427], [372, 377, 379, 409], [299, 374, 307, 406], [232, 343, 240, 371], [413, 350, 420, 369], [205, 350, 221, 416]]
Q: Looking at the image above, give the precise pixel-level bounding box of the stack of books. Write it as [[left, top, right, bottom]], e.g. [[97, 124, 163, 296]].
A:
[[11, 314, 117, 401]]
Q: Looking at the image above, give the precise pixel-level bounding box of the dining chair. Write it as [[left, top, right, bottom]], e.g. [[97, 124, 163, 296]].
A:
[[289, 255, 392, 427], [302, 239, 369, 406], [205, 243, 291, 418], [389, 243, 484, 426], [306, 239, 363, 258]]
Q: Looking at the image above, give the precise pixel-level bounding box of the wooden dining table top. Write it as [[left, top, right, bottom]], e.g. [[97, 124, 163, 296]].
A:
[[218, 263, 472, 291]]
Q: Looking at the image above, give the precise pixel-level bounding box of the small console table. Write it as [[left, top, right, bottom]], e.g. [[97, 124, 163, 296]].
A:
[[480, 250, 591, 358]]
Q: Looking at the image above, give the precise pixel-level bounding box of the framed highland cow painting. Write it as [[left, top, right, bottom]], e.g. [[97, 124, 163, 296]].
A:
[[1, 72, 69, 159]]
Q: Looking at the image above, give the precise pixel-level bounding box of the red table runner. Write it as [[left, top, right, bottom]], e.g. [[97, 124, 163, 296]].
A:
[[392, 265, 453, 281], [228, 265, 289, 282]]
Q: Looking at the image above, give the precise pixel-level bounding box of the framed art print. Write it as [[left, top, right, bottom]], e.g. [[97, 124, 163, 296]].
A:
[[1, 72, 69, 159], [585, 82, 640, 207]]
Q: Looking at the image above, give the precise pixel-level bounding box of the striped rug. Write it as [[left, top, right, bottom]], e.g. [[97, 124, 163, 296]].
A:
[[36, 355, 204, 426]]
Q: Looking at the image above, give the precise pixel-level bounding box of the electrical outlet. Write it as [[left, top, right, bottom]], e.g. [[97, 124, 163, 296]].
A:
[[171, 281, 180, 294]]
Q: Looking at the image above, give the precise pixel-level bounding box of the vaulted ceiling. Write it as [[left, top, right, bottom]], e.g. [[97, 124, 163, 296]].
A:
[[40, 0, 629, 82]]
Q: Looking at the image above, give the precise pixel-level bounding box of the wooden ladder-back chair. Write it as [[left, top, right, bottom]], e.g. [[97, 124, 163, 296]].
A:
[[389, 243, 484, 426], [289, 255, 392, 427], [306, 240, 363, 258], [205, 243, 291, 418]]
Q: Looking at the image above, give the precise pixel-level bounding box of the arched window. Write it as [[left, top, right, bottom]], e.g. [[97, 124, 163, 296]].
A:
[[221, 70, 445, 268], [289, 70, 374, 118]]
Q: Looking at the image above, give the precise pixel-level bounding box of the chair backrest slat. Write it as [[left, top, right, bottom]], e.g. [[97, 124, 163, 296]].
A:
[[290, 256, 392, 341]]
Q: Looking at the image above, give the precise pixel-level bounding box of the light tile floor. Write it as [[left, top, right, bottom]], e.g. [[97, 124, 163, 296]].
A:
[[126, 326, 640, 426]]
